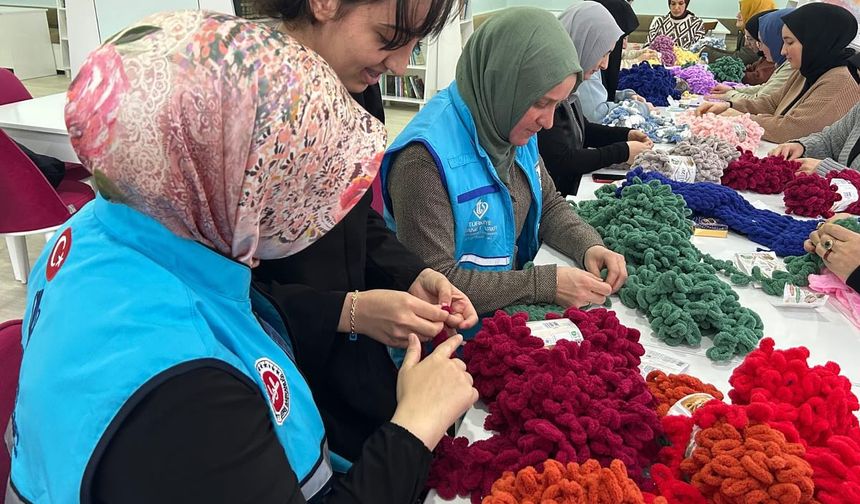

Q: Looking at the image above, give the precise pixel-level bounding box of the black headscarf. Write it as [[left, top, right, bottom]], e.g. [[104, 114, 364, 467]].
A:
[[780, 3, 860, 114], [745, 9, 774, 42], [669, 0, 693, 20], [588, 0, 639, 100]]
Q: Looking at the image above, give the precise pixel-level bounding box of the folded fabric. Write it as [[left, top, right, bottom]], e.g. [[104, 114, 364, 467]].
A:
[[808, 270, 860, 328]]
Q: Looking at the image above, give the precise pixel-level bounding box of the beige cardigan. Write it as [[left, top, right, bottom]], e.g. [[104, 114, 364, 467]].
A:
[[729, 66, 860, 143]]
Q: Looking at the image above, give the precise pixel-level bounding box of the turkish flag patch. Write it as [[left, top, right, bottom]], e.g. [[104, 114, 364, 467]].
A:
[[46, 228, 72, 281]]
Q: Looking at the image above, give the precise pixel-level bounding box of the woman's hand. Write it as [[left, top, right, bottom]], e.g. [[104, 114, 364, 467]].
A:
[[695, 101, 730, 116], [628, 129, 652, 143], [794, 158, 822, 175], [555, 267, 613, 308], [583, 245, 628, 292], [626, 140, 653, 164], [709, 83, 732, 94], [408, 268, 479, 331], [804, 223, 860, 282], [341, 289, 450, 348], [391, 334, 478, 450], [769, 142, 805, 160]]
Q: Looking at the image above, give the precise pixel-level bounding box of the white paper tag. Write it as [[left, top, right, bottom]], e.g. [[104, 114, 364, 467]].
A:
[[640, 349, 690, 376], [781, 284, 829, 308], [668, 155, 697, 183], [733, 122, 747, 143], [831, 178, 860, 213], [526, 318, 584, 348], [733, 252, 786, 279]]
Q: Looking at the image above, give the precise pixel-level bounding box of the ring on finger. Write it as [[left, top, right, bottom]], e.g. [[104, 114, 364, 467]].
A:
[[824, 249, 833, 262], [823, 239, 834, 251]]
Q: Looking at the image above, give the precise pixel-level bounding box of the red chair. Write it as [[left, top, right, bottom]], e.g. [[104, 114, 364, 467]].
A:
[[0, 68, 89, 182], [0, 129, 94, 283], [0, 319, 23, 488]]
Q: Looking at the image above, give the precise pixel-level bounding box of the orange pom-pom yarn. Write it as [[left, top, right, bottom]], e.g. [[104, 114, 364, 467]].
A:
[[680, 420, 816, 503], [645, 371, 725, 417], [482, 459, 651, 504]]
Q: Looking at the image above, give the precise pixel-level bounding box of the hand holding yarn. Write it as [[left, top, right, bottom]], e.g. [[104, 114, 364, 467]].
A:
[[392, 333, 477, 451], [584, 244, 628, 292], [555, 266, 613, 307], [805, 220, 860, 282], [770, 142, 805, 160], [695, 101, 729, 116], [628, 129, 651, 143], [349, 289, 451, 346], [627, 140, 654, 164], [796, 158, 822, 174], [409, 268, 479, 331]]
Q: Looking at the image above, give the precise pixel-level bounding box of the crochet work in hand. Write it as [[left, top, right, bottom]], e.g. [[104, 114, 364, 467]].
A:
[[427, 309, 662, 503], [676, 110, 763, 153], [618, 63, 681, 107], [633, 135, 739, 183], [481, 458, 657, 504], [625, 169, 820, 257], [601, 101, 691, 144], [721, 150, 800, 194], [576, 177, 763, 361], [784, 169, 860, 218]]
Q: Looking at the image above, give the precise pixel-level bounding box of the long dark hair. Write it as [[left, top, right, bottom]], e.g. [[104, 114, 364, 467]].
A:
[[257, 0, 458, 50]]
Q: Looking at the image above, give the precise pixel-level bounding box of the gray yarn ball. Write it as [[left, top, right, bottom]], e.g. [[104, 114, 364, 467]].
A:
[[632, 135, 739, 183]]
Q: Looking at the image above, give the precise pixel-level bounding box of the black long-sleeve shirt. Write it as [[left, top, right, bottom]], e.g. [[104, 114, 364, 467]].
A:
[[92, 367, 432, 504], [537, 99, 631, 196], [252, 84, 427, 460]]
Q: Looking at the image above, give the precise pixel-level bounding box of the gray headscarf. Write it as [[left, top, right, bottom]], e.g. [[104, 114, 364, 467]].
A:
[[559, 2, 624, 81]]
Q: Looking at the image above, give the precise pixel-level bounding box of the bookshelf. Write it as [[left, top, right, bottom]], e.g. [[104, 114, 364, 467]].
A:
[[381, 0, 474, 108]]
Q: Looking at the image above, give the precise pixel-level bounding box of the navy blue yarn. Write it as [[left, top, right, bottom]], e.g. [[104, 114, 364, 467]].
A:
[[617, 62, 682, 107], [620, 168, 821, 257]]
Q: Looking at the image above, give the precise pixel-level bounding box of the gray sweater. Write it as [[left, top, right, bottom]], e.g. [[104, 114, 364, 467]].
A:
[[794, 101, 860, 175], [387, 143, 605, 315]]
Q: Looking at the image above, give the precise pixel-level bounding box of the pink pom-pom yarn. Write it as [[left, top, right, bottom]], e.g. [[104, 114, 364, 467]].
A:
[[677, 110, 763, 152]]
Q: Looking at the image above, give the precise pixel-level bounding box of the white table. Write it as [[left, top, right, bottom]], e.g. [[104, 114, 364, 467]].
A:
[[0, 92, 77, 162], [424, 142, 860, 504], [0, 6, 57, 80]]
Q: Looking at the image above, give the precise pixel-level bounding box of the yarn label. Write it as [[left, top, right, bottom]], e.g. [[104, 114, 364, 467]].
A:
[[668, 393, 718, 459], [831, 178, 859, 213], [781, 284, 828, 309], [667, 156, 697, 183], [733, 123, 747, 143], [526, 319, 584, 348], [639, 348, 689, 376]]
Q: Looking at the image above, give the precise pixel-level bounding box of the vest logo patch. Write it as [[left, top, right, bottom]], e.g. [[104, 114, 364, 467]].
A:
[[46, 228, 72, 281], [473, 199, 489, 219], [255, 358, 290, 425]]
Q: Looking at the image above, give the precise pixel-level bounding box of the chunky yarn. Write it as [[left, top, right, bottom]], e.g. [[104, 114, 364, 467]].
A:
[[721, 150, 799, 194], [673, 47, 700, 68], [618, 63, 681, 107], [650, 35, 677, 67], [502, 303, 565, 320], [601, 101, 690, 144], [428, 309, 661, 502], [645, 370, 724, 417], [677, 110, 764, 152], [482, 458, 653, 504], [576, 178, 764, 361], [783, 169, 860, 218], [805, 435, 860, 504], [633, 135, 739, 183], [708, 56, 746, 83], [671, 65, 717, 95], [728, 337, 860, 447], [624, 169, 820, 257]]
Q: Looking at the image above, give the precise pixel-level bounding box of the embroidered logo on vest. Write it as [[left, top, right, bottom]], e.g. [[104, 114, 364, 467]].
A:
[[46, 228, 72, 281], [473, 199, 489, 219], [255, 358, 290, 424]]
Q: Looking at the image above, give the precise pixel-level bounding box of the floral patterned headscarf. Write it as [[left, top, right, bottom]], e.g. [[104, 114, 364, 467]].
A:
[[65, 11, 386, 266]]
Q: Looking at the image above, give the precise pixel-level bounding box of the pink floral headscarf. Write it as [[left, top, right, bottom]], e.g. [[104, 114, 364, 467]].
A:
[[65, 11, 386, 266]]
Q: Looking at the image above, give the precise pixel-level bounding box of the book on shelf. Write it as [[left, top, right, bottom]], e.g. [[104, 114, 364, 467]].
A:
[[410, 45, 425, 66], [382, 75, 425, 100], [233, 0, 267, 19]]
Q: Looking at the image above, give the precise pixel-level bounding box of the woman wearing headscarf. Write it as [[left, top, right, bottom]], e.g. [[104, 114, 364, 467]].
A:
[[646, 0, 705, 49], [770, 101, 860, 175], [539, 1, 653, 196], [252, 0, 478, 468], [8, 12, 476, 504], [709, 9, 796, 103], [696, 3, 860, 144], [577, 0, 650, 122], [700, 0, 774, 65], [380, 8, 627, 317]]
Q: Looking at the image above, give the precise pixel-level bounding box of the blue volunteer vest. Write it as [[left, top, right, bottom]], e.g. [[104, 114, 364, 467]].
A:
[[380, 82, 543, 271], [7, 195, 331, 504]]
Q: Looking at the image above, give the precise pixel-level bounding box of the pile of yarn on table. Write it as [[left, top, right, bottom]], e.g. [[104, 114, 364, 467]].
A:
[[575, 175, 764, 361], [601, 100, 691, 144], [618, 62, 681, 107], [649, 35, 677, 67], [633, 134, 739, 183], [677, 109, 764, 153], [670, 65, 717, 95]]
